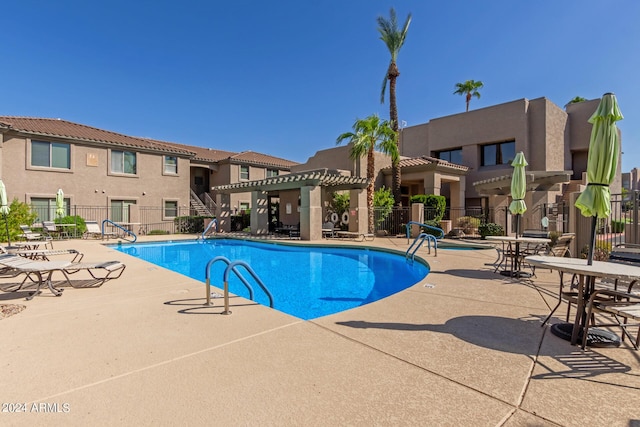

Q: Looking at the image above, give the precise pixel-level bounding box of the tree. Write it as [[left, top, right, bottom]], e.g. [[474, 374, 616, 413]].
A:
[[336, 115, 398, 233], [378, 7, 411, 206], [454, 80, 484, 112], [568, 96, 587, 104]]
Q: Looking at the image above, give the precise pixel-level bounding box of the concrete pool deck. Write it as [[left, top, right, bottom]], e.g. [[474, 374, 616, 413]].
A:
[[1, 235, 639, 426]]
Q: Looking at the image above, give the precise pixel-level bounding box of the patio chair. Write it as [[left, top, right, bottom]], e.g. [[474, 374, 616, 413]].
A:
[[322, 222, 335, 238], [19, 225, 53, 249], [42, 221, 69, 239], [83, 220, 117, 240], [583, 288, 640, 350], [0, 253, 126, 299]]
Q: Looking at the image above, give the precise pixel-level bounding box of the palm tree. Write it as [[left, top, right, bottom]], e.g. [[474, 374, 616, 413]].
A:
[[378, 7, 411, 206], [454, 80, 484, 112], [336, 115, 398, 233]]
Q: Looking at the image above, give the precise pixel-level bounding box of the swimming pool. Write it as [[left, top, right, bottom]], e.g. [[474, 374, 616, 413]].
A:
[[113, 239, 430, 320]]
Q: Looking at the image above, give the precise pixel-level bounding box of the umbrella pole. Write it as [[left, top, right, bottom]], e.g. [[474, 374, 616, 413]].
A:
[[587, 216, 597, 265], [515, 213, 521, 238], [3, 213, 9, 247]]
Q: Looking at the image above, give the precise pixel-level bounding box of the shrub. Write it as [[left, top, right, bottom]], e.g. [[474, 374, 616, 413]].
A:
[[410, 194, 446, 222], [374, 187, 394, 225], [580, 241, 612, 261], [56, 215, 87, 235], [611, 219, 625, 233], [457, 216, 481, 233], [175, 216, 215, 233], [148, 229, 169, 235], [421, 220, 442, 237], [0, 198, 38, 243], [478, 223, 504, 239]]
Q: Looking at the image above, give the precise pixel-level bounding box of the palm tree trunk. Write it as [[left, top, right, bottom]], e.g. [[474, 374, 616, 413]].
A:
[[388, 63, 402, 206], [367, 148, 375, 233]]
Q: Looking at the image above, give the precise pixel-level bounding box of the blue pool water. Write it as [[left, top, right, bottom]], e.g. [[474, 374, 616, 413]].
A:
[[113, 239, 429, 320]]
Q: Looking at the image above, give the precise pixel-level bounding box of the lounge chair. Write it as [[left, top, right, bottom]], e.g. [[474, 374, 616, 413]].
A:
[[83, 220, 117, 240], [19, 225, 53, 248], [335, 231, 375, 242], [0, 254, 126, 300], [322, 222, 335, 238], [0, 245, 83, 262]]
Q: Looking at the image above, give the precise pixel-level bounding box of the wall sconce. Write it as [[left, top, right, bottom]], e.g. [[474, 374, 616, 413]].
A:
[[95, 189, 98, 193], [142, 192, 146, 195], [102, 190, 106, 193]]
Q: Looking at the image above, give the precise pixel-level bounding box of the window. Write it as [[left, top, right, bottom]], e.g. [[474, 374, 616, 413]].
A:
[[239, 202, 250, 214], [240, 165, 249, 180], [164, 200, 178, 218], [111, 150, 137, 174], [31, 141, 70, 169], [110, 200, 136, 222], [435, 148, 462, 165], [164, 156, 178, 174], [266, 169, 278, 178], [481, 140, 515, 166], [30, 197, 68, 222]]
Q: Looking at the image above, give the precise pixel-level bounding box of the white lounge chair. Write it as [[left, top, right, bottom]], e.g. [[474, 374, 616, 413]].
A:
[[0, 254, 126, 300], [83, 220, 117, 240]]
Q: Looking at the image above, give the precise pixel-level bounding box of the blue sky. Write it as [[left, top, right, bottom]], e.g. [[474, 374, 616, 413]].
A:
[[3, 1, 639, 171]]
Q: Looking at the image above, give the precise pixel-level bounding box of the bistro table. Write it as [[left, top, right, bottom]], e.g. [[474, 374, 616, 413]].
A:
[[486, 235, 551, 278], [525, 255, 640, 347]]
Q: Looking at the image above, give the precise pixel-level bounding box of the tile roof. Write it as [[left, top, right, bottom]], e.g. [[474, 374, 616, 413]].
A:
[[394, 155, 469, 171], [0, 116, 193, 156], [0, 117, 299, 168]]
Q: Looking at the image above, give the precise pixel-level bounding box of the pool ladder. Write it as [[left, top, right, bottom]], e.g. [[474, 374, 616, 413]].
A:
[[406, 233, 438, 261], [204, 256, 273, 314], [102, 219, 137, 243], [405, 221, 444, 261], [198, 218, 218, 240]]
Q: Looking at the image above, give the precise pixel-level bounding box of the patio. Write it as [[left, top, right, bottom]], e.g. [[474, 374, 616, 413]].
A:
[[0, 235, 638, 426]]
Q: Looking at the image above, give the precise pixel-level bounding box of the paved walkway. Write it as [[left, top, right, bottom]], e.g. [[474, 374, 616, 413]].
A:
[[0, 235, 639, 426]]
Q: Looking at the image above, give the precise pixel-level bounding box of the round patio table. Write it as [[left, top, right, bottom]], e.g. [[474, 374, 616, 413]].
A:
[[486, 236, 550, 278], [525, 255, 640, 347]]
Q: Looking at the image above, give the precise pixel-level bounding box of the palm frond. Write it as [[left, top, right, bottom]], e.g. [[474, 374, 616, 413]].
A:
[[380, 73, 388, 104]]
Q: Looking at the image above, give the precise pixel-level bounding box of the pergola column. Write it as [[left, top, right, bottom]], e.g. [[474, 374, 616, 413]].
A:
[[300, 185, 322, 240], [349, 188, 367, 233], [215, 193, 231, 232], [449, 177, 465, 210], [250, 191, 268, 235]]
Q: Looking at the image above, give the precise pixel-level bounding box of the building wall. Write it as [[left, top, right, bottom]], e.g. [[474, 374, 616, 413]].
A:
[[1, 133, 189, 214]]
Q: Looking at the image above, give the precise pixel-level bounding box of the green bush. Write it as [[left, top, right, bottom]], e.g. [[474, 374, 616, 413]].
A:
[[478, 223, 504, 239], [0, 198, 38, 243], [421, 220, 442, 237], [410, 194, 446, 221], [148, 229, 169, 235], [611, 219, 625, 233], [56, 215, 87, 235], [374, 187, 394, 225]]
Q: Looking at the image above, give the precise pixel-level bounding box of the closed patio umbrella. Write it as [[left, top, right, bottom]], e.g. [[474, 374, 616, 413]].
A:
[[509, 152, 528, 237], [55, 188, 65, 218], [575, 93, 623, 265], [0, 180, 10, 246]]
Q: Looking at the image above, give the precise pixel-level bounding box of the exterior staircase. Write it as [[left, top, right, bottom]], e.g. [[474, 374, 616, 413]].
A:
[[190, 189, 214, 216]]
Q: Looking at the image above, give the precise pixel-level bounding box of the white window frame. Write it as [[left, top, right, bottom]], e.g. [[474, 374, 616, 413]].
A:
[[163, 156, 178, 175], [240, 165, 249, 181], [163, 199, 179, 219]]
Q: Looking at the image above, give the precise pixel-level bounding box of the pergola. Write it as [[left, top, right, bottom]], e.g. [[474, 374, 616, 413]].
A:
[[211, 169, 370, 240]]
